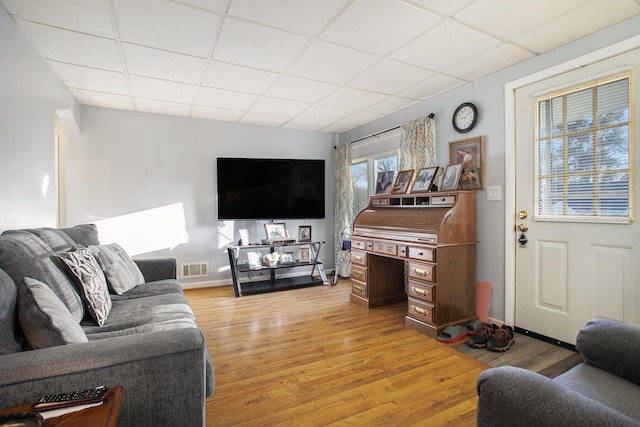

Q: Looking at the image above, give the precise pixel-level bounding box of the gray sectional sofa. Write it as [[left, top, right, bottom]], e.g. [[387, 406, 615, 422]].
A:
[[476, 319, 640, 426], [0, 224, 214, 426]]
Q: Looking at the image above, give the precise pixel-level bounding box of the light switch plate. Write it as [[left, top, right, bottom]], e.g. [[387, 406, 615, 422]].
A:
[[487, 185, 502, 201]]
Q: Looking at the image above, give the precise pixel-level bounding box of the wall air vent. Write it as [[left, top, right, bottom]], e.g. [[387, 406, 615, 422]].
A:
[[181, 262, 209, 278]]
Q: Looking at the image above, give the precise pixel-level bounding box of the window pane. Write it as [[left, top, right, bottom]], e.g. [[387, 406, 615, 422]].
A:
[[352, 162, 368, 216]]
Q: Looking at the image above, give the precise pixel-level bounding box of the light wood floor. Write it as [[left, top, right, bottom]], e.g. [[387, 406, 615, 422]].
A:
[[185, 279, 582, 426]]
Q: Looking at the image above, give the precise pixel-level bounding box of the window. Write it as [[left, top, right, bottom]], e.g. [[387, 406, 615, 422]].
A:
[[352, 153, 398, 217], [535, 73, 633, 221]]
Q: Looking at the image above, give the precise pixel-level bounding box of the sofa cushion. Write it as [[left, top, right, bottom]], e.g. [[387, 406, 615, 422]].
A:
[[18, 277, 88, 349], [0, 231, 84, 322], [109, 279, 185, 301], [89, 244, 145, 295], [22, 228, 77, 253], [59, 224, 100, 247], [58, 247, 112, 326], [0, 268, 23, 354]]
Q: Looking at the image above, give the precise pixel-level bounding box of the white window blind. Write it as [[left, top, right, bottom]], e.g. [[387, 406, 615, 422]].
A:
[[535, 74, 632, 221]]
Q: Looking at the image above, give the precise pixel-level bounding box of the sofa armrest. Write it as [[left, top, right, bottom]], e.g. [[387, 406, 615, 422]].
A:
[[477, 366, 638, 427], [576, 319, 640, 386], [0, 328, 213, 427], [134, 257, 177, 281]]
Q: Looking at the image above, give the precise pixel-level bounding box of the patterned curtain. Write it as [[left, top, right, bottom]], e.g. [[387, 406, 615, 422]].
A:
[[334, 143, 353, 265], [399, 115, 436, 170]]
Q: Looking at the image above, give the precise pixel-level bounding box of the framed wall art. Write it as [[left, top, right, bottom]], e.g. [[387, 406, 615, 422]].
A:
[[391, 169, 414, 194], [449, 136, 486, 190]]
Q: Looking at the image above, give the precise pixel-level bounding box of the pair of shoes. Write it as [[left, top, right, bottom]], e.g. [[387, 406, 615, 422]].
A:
[[467, 324, 515, 352]]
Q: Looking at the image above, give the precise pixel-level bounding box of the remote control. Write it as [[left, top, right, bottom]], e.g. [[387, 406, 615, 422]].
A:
[[32, 385, 108, 411]]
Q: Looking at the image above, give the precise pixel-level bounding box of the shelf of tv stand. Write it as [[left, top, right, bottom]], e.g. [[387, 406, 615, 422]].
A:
[[227, 241, 328, 297]]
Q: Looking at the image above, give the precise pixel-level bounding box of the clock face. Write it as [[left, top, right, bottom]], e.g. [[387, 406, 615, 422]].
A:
[[453, 102, 477, 133]]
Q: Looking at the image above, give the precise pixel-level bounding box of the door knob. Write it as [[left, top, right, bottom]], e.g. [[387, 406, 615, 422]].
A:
[[518, 211, 528, 220]]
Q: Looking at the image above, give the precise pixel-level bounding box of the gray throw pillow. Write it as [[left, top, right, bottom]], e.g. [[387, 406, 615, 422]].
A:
[[58, 247, 112, 326], [89, 243, 145, 295], [18, 277, 88, 349], [0, 268, 23, 354]]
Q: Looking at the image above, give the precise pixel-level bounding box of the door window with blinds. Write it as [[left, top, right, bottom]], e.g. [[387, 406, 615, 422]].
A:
[[535, 73, 633, 222]]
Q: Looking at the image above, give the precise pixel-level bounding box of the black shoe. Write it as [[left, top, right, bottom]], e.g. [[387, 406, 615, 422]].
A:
[[487, 325, 515, 352], [467, 323, 497, 348]]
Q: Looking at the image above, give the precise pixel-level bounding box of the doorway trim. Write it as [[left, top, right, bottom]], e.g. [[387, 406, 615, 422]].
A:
[[503, 34, 640, 326]]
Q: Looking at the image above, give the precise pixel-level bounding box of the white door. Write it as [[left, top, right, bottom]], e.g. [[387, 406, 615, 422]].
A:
[[514, 49, 640, 344]]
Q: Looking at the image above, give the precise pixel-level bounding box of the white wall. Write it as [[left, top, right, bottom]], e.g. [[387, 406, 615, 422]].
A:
[[340, 14, 640, 321], [0, 7, 74, 231], [66, 106, 336, 286]]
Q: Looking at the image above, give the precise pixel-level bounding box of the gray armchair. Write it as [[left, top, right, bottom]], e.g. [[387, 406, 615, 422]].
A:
[[476, 319, 640, 426]]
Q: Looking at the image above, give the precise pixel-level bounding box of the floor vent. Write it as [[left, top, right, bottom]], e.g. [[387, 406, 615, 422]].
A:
[[181, 262, 209, 278]]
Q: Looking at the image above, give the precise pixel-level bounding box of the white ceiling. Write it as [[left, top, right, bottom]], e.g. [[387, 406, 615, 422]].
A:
[[3, 0, 640, 134]]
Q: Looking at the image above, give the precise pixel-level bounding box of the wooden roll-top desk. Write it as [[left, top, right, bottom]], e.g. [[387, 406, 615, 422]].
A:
[[350, 191, 477, 338]]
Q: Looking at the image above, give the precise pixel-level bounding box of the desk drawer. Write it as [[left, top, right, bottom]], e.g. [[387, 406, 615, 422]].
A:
[[407, 280, 435, 303], [409, 246, 435, 262], [374, 241, 397, 257], [351, 281, 367, 298], [352, 239, 366, 250], [351, 249, 367, 266], [408, 297, 434, 324], [408, 261, 435, 282], [351, 265, 367, 282]]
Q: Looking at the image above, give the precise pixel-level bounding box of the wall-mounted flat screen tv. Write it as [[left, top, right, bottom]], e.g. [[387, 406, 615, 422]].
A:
[[217, 157, 325, 220]]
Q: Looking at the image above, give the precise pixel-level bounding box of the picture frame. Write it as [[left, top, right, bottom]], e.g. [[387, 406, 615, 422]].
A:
[[410, 167, 439, 193], [247, 251, 262, 268], [299, 247, 310, 263], [280, 252, 294, 264], [449, 136, 486, 190], [298, 225, 312, 242], [440, 164, 463, 191], [264, 222, 288, 241], [391, 169, 415, 194], [239, 229, 250, 246], [375, 171, 394, 194]]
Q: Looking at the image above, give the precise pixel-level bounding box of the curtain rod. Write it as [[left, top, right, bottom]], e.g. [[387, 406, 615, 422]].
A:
[[336, 112, 435, 148]]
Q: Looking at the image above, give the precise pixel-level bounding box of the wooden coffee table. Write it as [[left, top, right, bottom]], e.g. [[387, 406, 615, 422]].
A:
[[0, 386, 123, 427]]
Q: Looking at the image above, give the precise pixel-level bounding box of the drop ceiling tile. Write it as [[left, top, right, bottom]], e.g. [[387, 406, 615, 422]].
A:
[[228, 0, 348, 36], [123, 43, 206, 84], [212, 17, 309, 72], [391, 20, 501, 72], [513, 0, 640, 53], [287, 40, 379, 84], [135, 98, 192, 116], [398, 73, 466, 100], [319, 0, 442, 55], [365, 96, 417, 115], [191, 105, 244, 122], [266, 75, 338, 103], [70, 88, 134, 110], [399, 0, 475, 17], [239, 112, 290, 127], [250, 96, 310, 116], [171, 0, 230, 13], [15, 20, 122, 71], [196, 86, 258, 110], [349, 59, 431, 95], [280, 118, 324, 131], [129, 76, 196, 104], [203, 62, 279, 94], [113, 0, 221, 58], [453, 0, 584, 41], [292, 104, 355, 126], [49, 61, 129, 94], [319, 87, 387, 110], [445, 43, 535, 81], [2, 0, 115, 37]]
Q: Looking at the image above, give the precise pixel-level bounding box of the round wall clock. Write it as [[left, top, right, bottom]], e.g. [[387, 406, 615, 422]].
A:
[[452, 102, 478, 133]]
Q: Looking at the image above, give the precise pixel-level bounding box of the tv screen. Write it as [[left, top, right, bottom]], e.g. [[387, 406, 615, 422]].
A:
[[217, 157, 325, 220]]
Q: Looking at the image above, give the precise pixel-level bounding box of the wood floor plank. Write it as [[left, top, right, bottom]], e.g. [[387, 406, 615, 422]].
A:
[[186, 281, 487, 426]]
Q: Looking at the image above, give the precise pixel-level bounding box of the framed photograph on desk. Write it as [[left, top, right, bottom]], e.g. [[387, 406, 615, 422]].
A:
[[264, 223, 288, 240], [298, 225, 311, 242], [299, 247, 310, 263]]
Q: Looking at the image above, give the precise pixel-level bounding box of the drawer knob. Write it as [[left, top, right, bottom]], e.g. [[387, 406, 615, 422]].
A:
[[353, 285, 363, 292], [353, 270, 364, 278], [411, 286, 429, 297], [411, 267, 430, 277], [411, 305, 429, 317], [353, 255, 364, 262]]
